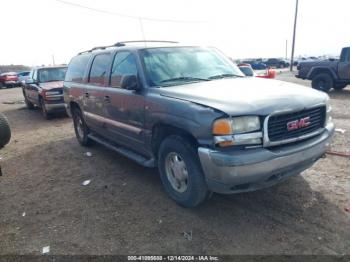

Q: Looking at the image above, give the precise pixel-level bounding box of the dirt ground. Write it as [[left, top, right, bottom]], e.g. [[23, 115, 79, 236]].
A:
[[0, 72, 349, 255]]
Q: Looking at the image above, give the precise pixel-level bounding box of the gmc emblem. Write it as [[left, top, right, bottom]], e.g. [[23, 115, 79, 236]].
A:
[[287, 117, 311, 131]]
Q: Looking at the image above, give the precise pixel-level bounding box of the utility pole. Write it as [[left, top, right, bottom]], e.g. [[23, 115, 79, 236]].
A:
[[52, 54, 55, 66], [290, 0, 299, 71]]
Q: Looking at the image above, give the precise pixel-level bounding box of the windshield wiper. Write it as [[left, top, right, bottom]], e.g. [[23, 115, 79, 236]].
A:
[[160, 76, 210, 84], [208, 74, 242, 80]]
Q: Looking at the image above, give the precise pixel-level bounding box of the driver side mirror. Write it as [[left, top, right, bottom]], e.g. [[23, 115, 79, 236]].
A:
[[120, 75, 141, 91]]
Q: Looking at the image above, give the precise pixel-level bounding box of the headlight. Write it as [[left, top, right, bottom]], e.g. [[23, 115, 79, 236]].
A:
[[212, 116, 260, 135], [212, 116, 262, 147], [231, 116, 261, 134]]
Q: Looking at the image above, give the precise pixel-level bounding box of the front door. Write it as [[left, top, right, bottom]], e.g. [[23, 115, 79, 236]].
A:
[[26, 69, 40, 105], [103, 51, 146, 152]]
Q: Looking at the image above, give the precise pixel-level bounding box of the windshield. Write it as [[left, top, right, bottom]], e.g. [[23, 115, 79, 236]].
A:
[[38, 68, 67, 83], [140, 47, 244, 87]]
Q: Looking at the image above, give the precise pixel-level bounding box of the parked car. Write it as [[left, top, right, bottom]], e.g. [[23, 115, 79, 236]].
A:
[[293, 57, 319, 66], [0, 72, 20, 88], [238, 63, 256, 76], [282, 59, 290, 68], [242, 60, 267, 70], [22, 66, 67, 119], [17, 71, 31, 86], [296, 47, 350, 92], [238, 64, 276, 79], [64, 41, 334, 207], [264, 58, 288, 68], [0, 113, 11, 148]]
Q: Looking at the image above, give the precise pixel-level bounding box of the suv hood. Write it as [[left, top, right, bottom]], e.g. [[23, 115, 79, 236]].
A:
[[159, 77, 328, 116], [39, 81, 63, 90]]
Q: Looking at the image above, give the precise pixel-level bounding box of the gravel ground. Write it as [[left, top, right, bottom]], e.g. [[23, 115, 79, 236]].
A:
[[0, 73, 349, 255]]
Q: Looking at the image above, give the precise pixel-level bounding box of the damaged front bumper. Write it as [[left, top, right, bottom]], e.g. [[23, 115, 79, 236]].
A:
[[198, 122, 334, 194]]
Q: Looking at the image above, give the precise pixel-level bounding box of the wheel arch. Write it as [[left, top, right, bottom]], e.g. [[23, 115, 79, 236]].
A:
[[151, 123, 199, 160], [68, 101, 82, 117], [308, 67, 337, 80]]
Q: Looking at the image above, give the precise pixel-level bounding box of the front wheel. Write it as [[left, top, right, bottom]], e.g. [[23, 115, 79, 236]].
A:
[[158, 136, 209, 207], [23, 91, 34, 109], [40, 97, 51, 119], [72, 108, 92, 146], [311, 73, 333, 92]]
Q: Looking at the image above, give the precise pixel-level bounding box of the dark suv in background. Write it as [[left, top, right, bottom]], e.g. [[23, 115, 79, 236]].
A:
[[64, 41, 334, 207], [22, 66, 67, 119], [264, 58, 289, 68], [296, 47, 350, 92]]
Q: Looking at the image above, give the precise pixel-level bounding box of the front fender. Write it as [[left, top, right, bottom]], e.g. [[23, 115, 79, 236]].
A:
[[145, 94, 225, 146]]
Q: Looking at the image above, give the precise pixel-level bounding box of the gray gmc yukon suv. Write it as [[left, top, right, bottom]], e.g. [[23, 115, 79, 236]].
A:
[[64, 41, 334, 207]]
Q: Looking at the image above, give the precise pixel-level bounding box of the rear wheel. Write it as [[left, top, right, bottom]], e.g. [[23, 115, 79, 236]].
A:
[[0, 113, 11, 148], [311, 73, 333, 92], [72, 107, 92, 146], [158, 135, 209, 207]]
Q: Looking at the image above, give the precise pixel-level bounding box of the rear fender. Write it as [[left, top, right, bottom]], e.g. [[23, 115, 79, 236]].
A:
[[307, 67, 338, 80]]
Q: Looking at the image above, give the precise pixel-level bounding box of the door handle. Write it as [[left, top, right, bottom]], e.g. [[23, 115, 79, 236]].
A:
[[85, 92, 90, 98], [104, 95, 111, 103]]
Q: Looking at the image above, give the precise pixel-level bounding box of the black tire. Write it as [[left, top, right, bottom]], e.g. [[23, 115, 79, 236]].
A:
[[72, 107, 92, 146], [0, 113, 11, 148], [158, 135, 208, 207], [333, 84, 347, 91], [23, 91, 34, 109], [311, 73, 333, 92], [39, 97, 51, 120], [0, 82, 4, 89]]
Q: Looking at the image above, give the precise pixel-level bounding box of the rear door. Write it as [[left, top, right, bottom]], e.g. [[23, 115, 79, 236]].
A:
[[338, 48, 350, 80], [83, 53, 113, 134], [103, 51, 146, 151]]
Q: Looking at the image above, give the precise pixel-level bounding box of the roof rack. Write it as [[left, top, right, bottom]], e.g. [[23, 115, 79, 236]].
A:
[[77, 40, 179, 55], [114, 40, 179, 47], [77, 44, 115, 55]]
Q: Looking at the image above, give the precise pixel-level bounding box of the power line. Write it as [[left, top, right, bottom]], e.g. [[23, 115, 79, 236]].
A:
[[54, 0, 204, 23]]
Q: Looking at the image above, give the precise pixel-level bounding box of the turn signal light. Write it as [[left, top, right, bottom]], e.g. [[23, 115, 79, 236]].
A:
[[212, 119, 232, 135]]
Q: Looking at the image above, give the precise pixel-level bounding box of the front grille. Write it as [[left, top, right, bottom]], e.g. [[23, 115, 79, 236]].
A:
[[267, 106, 326, 142]]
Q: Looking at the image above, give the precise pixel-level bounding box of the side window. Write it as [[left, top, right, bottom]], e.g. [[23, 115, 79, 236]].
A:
[[89, 53, 111, 86], [29, 70, 34, 79], [32, 70, 38, 81], [346, 49, 350, 62], [65, 54, 91, 83], [110, 51, 138, 88]]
